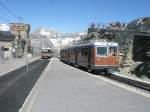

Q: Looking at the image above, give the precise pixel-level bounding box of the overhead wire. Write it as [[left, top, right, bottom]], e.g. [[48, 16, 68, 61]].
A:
[[0, 1, 19, 21]]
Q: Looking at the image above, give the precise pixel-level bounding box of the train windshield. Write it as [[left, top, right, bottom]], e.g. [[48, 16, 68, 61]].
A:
[[42, 51, 48, 54], [97, 47, 107, 56], [108, 47, 117, 56]]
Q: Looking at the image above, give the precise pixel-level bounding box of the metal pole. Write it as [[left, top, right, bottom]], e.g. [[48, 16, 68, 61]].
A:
[[26, 27, 29, 72], [36, 40, 38, 56], [26, 60, 28, 72]]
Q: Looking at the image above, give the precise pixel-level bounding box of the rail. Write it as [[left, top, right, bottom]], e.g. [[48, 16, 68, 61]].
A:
[[108, 72, 150, 91]]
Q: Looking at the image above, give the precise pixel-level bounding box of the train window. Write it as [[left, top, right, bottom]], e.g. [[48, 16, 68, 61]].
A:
[[97, 47, 107, 56], [71, 49, 75, 54], [81, 48, 84, 56], [73, 49, 75, 54], [42, 51, 48, 54], [81, 48, 88, 56], [85, 48, 88, 56], [108, 47, 117, 56]]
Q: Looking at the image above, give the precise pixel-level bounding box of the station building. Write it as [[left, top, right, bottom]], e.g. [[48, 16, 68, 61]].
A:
[[9, 23, 30, 57]]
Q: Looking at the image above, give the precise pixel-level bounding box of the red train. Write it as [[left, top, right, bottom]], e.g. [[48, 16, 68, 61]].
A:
[[41, 48, 53, 59], [60, 40, 119, 72]]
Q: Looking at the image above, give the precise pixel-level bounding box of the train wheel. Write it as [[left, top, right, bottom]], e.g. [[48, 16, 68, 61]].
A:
[[88, 68, 92, 73], [106, 68, 117, 74], [74, 64, 79, 68], [88, 66, 93, 73], [68, 62, 70, 65]]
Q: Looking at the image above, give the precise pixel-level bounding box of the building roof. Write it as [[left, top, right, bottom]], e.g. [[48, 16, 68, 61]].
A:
[[0, 31, 15, 42]]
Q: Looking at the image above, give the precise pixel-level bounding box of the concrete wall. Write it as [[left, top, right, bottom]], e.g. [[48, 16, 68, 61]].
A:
[[133, 34, 150, 61], [0, 41, 12, 62]]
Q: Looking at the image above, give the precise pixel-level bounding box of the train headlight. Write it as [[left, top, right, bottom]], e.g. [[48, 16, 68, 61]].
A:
[[97, 58, 101, 62], [116, 58, 119, 62]]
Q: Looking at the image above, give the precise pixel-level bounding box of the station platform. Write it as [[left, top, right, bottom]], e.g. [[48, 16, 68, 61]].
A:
[[0, 56, 40, 76], [20, 58, 150, 112]]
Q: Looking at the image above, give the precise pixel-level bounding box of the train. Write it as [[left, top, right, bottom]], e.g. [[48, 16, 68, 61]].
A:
[[60, 40, 119, 72], [41, 48, 53, 59]]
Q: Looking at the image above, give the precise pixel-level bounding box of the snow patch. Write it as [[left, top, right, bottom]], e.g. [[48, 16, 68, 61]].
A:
[[0, 24, 9, 31], [31, 27, 87, 49]]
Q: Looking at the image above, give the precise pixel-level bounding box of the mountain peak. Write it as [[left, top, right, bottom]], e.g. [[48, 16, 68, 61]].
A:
[[32, 27, 62, 37]]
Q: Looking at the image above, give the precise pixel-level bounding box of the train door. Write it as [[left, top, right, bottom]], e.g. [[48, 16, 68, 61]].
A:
[[88, 46, 92, 71], [75, 48, 78, 66], [68, 48, 70, 63]]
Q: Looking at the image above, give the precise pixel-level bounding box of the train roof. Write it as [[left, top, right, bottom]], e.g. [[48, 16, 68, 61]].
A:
[[73, 40, 118, 47], [61, 40, 118, 50], [41, 48, 51, 50]]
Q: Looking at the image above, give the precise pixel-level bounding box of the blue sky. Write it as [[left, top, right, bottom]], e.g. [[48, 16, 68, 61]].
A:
[[0, 0, 149, 33]]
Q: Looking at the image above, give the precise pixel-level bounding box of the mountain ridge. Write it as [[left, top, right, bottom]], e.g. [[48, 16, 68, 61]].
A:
[[30, 27, 86, 55]]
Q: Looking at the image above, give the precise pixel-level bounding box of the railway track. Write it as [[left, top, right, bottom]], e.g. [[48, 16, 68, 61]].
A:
[[107, 72, 150, 91], [0, 59, 49, 112]]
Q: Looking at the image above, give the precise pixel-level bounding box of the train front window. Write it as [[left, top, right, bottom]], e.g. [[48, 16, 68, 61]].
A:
[[97, 47, 107, 56], [108, 47, 117, 56], [42, 51, 48, 54]]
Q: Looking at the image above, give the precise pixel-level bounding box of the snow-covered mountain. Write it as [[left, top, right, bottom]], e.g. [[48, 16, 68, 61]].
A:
[[0, 24, 9, 31], [32, 27, 62, 37], [30, 27, 87, 56]]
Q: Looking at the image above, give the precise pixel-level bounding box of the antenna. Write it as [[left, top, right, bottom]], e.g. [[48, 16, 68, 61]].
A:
[[18, 16, 23, 23]]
